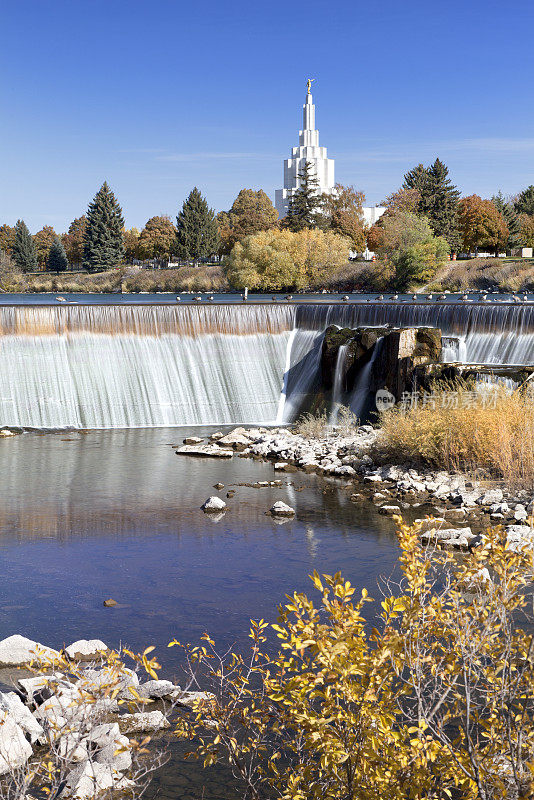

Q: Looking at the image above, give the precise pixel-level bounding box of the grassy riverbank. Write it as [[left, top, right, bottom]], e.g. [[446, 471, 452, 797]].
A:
[[379, 385, 534, 489], [2, 257, 534, 294]]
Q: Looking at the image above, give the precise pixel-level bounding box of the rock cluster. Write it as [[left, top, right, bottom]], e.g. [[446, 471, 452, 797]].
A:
[[174, 425, 534, 551], [0, 635, 211, 798]]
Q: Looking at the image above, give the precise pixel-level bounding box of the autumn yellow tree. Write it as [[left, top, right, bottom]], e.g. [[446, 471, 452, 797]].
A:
[[217, 189, 279, 255], [174, 520, 534, 800], [323, 184, 366, 250], [33, 226, 57, 270], [138, 215, 176, 260], [61, 216, 87, 266], [224, 228, 350, 290], [458, 195, 508, 254]]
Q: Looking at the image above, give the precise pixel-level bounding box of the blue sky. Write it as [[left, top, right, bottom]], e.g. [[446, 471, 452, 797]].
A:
[[1, 0, 534, 233]]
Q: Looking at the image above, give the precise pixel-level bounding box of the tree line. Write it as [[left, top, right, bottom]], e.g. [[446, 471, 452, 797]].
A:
[[2, 164, 534, 291]]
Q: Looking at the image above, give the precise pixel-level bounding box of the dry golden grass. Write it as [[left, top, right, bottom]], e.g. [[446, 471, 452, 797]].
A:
[[379, 385, 534, 489]]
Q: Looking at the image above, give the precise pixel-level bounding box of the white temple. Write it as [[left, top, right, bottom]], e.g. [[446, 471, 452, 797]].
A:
[[275, 81, 335, 218]]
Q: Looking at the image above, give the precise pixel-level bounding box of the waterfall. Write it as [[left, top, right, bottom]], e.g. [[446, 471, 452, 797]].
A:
[[0, 305, 295, 429], [349, 338, 384, 420], [295, 303, 534, 365], [329, 344, 349, 424], [1, 300, 533, 430]]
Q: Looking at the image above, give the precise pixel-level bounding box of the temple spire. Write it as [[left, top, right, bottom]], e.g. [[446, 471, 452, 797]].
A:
[[275, 81, 335, 218]]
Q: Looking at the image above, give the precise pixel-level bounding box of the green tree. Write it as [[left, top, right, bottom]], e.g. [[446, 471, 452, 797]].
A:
[[33, 225, 57, 270], [62, 216, 87, 265], [46, 236, 68, 272], [403, 158, 460, 251], [138, 215, 176, 260], [11, 219, 38, 271], [458, 195, 508, 254], [371, 211, 448, 289], [217, 189, 278, 255], [514, 185, 534, 216], [492, 191, 521, 250], [175, 187, 219, 264], [83, 182, 125, 271], [0, 224, 16, 255], [285, 161, 325, 232]]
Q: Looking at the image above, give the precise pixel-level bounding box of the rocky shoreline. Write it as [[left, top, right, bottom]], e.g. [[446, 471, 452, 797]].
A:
[[0, 634, 209, 798], [177, 425, 534, 552]]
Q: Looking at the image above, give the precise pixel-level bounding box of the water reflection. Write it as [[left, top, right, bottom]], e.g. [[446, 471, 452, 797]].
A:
[[0, 427, 399, 799]]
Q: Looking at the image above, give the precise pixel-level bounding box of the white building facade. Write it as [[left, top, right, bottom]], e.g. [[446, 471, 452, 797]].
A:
[[275, 87, 335, 218]]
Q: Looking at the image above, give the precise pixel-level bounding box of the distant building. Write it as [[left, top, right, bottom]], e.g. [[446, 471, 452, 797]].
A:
[[275, 83, 387, 231], [275, 84, 334, 218]]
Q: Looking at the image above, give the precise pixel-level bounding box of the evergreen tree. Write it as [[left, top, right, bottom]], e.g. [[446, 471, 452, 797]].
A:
[[11, 220, 38, 272], [47, 236, 68, 272], [403, 159, 460, 252], [492, 192, 521, 250], [175, 187, 219, 264], [514, 185, 534, 217], [82, 182, 125, 271], [285, 161, 325, 232]]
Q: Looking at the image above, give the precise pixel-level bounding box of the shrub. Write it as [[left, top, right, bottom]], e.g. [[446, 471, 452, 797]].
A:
[[174, 519, 534, 800], [378, 384, 534, 489], [225, 228, 351, 291]]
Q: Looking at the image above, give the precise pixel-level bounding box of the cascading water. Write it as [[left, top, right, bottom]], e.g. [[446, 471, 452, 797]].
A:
[[295, 303, 534, 365], [349, 337, 384, 420], [0, 305, 296, 428], [2, 300, 534, 430], [329, 344, 349, 424]]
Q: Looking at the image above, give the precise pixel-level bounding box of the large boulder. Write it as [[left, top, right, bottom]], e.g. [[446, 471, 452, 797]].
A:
[[0, 635, 60, 667], [176, 445, 234, 458], [138, 679, 179, 700], [201, 496, 227, 513], [269, 501, 295, 517], [0, 692, 43, 743], [65, 640, 109, 661], [0, 715, 33, 775], [118, 710, 170, 734]]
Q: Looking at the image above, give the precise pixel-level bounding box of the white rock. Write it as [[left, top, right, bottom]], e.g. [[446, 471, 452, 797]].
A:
[[138, 679, 179, 699], [56, 734, 88, 763], [478, 489, 504, 506], [18, 672, 64, 703], [176, 445, 233, 458], [65, 639, 109, 661], [85, 722, 121, 750], [0, 692, 43, 743], [269, 501, 295, 517], [77, 666, 138, 701], [118, 710, 170, 733], [0, 635, 60, 667], [201, 496, 227, 513], [209, 431, 224, 441], [95, 734, 132, 771], [170, 690, 215, 708], [274, 462, 288, 470], [378, 505, 401, 516], [183, 436, 203, 445], [0, 715, 33, 775], [216, 433, 251, 449], [65, 761, 123, 799]]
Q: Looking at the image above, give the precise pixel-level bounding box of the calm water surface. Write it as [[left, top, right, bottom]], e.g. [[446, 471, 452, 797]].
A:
[[0, 427, 400, 798]]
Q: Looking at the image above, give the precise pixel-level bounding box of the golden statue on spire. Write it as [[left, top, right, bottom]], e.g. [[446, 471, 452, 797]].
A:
[[306, 78, 315, 94]]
